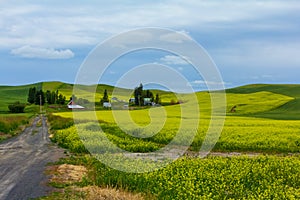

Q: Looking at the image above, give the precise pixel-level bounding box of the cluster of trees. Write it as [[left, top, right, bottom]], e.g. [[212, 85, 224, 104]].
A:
[[98, 85, 160, 108], [8, 101, 26, 113], [133, 83, 160, 106], [28, 87, 66, 105], [70, 95, 90, 105]]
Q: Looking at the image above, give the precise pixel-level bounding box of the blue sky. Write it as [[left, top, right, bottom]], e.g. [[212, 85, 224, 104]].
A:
[[0, 0, 300, 90]]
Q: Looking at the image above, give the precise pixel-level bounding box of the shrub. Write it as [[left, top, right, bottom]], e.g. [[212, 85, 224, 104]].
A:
[[8, 101, 26, 113]]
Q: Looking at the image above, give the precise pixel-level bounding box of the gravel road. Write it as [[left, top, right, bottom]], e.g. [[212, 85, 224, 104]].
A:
[[0, 115, 65, 200]]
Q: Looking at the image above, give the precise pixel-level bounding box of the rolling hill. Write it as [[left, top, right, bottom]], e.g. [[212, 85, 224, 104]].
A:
[[0, 83, 42, 112], [226, 84, 300, 119], [0, 82, 299, 119]]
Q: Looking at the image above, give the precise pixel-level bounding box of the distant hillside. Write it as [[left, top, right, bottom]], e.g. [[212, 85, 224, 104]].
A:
[[226, 84, 300, 119], [0, 82, 299, 119], [226, 84, 300, 97], [42, 81, 119, 102], [0, 83, 42, 111], [0, 81, 174, 112]]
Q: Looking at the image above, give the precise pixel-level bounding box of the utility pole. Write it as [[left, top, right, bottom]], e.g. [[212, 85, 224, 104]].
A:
[[39, 94, 42, 113]]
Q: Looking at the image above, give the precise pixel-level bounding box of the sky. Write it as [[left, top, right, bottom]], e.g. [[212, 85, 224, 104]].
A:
[[0, 0, 300, 91]]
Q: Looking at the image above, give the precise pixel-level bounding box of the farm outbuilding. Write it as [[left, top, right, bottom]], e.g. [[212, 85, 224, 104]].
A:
[[103, 102, 111, 108], [144, 98, 152, 106], [67, 100, 85, 109]]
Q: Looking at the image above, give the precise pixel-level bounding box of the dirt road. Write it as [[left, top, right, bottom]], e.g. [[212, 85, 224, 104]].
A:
[[0, 115, 65, 200]]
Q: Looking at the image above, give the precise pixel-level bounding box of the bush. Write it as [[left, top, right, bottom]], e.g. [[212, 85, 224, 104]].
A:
[[8, 101, 26, 113]]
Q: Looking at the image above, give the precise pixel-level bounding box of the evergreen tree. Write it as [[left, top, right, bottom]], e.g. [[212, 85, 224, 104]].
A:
[[51, 91, 57, 104], [35, 90, 45, 105], [27, 87, 36, 104], [100, 89, 109, 104], [55, 90, 59, 104], [134, 83, 143, 105], [145, 90, 154, 98], [155, 94, 160, 104], [46, 90, 52, 104], [57, 94, 66, 105]]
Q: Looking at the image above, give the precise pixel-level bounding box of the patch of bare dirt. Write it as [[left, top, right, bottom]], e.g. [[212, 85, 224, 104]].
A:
[[48, 164, 88, 184], [46, 164, 145, 200]]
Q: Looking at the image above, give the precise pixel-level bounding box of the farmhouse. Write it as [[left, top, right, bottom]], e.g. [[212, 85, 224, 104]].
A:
[[103, 102, 111, 108], [67, 100, 84, 109], [144, 98, 152, 106]]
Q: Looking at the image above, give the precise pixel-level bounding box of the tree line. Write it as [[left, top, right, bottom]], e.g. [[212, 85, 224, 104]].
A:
[[99, 84, 161, 107], [27, 87, 66, 105]]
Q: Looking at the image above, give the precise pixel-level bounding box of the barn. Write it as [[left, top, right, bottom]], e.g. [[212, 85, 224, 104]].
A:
[[67, 100, 85, 109]]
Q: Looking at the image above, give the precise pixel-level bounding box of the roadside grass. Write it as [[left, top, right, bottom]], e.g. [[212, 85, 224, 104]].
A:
[[0, 113, 32, 142], [37, 185, 146, 200]]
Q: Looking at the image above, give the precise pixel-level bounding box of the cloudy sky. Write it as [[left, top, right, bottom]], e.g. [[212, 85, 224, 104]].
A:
[[0, 0, 299, 90]]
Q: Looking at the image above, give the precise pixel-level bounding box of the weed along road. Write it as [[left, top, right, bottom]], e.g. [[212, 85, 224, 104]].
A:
[[0, 115, 65, 200]]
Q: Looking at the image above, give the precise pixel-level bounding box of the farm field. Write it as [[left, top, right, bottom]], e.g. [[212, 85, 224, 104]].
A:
[[47, 83, 300, 199], [1, 82, 300, 199], [54, 110, 300, 154], [48, 113, 300, 199]]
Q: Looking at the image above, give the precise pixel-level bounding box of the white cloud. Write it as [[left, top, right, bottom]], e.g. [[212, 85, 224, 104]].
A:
[[11, 45, 74, 59], [160, 55, 190, 65], [1, 0, 300, 87], [1, 1, 299, 49]]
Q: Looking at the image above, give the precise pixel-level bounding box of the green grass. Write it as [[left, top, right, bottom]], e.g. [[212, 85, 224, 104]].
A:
[[0, 113, 31, 141], [42, 81, 133, 103], [226, 84, 300, 119], [1, 82, 299, 119], [226, 84, 300, 97], [0, 83, 42, 111]]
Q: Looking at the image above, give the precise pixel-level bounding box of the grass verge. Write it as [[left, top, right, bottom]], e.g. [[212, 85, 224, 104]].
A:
[[0, 114, 32, 142]]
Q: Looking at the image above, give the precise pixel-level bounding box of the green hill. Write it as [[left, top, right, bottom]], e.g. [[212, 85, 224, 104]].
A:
[[226, 84, 300, 119], [0, 82, 299, 119], [0, 83, 43, 112], [226, 84, 300, 97]]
